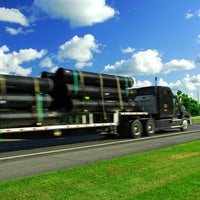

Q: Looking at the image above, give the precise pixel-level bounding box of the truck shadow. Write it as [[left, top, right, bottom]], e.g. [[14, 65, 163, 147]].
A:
[[0, 128, 106, 153]]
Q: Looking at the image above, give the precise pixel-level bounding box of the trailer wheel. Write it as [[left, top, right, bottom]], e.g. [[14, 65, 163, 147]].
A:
[[130, 120, 143, 138], [144, 119, 156, 136], [181, 118, 189, 131]]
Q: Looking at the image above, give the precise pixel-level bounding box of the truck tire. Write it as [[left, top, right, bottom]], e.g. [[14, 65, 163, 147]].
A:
[[181, 118, 189, 131], [144, 119, 156, 136], [130, 120, 143, 138]]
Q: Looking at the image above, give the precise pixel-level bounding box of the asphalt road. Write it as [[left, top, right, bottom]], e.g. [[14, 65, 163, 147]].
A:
[[0, 124, 200, 181]]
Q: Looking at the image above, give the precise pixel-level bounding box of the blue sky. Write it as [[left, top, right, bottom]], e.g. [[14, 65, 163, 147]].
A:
[[0, 0, 200, 99]]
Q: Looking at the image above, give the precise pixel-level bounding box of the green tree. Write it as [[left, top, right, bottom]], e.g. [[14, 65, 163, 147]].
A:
[[177, 90, 200, 116]]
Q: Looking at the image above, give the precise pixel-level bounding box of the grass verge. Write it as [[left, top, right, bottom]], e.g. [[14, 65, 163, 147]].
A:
[[191, 116, 200, 123], [0, 140, 200, 200]]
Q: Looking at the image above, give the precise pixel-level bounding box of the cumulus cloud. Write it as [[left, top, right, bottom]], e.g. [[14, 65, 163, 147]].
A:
[[40, 57, 53, 68], [167, 74, 200, 99], [182, 74, 200, 91], [136, 74, 200, 100], [0, 7, 29, 26], [164, 59, 195, 74], [58, 34, 100, 68], [39, 56, 58, 72], [34, 0, 117, 27], [104, 49, 163, 76], [135, 80, 152, 88], [104, 49, 196, 76], [0, 45, 46, 76]]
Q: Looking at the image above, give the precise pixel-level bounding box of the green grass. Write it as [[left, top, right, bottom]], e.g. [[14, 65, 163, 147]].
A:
[[1, 141, 200, 200], [191, 116, 200, 123]]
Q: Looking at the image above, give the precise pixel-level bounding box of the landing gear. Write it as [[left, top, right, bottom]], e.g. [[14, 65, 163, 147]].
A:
[[117, 121, 130, 138]]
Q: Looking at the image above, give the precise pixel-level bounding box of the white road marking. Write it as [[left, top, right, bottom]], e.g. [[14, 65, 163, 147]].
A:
[[0, 130, 198, 161]]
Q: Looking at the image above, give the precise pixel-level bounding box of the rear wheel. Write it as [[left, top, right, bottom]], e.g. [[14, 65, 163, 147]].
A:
[[130, 120, 143, 138], [144, 119, 156, 136]]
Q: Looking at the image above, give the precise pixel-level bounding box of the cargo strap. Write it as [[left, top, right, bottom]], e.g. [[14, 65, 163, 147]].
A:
[[73, 70, 79, 96], [79, 71, 86, 99], [0, 75, 7, 110], [78, 71, 85, 86], [124, 77, 129, 98], [34, 78, 43, 125], [0, 75, 6, 95], [116, 76, 124, 110], [99, 74, 107, 120]]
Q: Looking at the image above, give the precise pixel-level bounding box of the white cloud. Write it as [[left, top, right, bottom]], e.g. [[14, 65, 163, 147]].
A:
[[185, 11, 194, 19], [168, 75, 200, 99], [40, 57, 53, 68], [0, 45, 46, 76], [196, 9, 200, 17], [135, 80, 152, 88], [34, 0, 117, 27], [104, 49, 163, 76], [0, 7, 29, 26], [104, 49, 196, 76], [5, 26, 34, 35], [182, 74, 200, 91], [136, 75, 200, 100], [185, 9, 200, 19], [164, 59, 195, 74], [58, 34, 100, 69], [5, 26, 23, 35], [121, 47, 135, 54], [39, 56, 58, 72]]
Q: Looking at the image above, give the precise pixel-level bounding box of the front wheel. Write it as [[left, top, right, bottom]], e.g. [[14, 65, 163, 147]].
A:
[[130, 120, 143, 138], [181, 118, 189, 131]]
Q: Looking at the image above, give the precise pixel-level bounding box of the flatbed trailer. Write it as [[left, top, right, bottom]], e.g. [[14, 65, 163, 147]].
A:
[[0, 68, 191, 138]]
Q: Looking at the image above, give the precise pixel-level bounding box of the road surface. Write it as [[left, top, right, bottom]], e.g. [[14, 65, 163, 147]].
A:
[[0, 124, 200, 181]]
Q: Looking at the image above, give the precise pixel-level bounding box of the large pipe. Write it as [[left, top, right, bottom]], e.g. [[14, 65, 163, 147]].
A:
[[59, 84, 129, 100], [0, 74, 54, 93], [0, 93, 53, 109], [64, 99, 137, 112], [55, 68, 134, 88], [41, 71, 55, 79], [0, 111, 62, 128]]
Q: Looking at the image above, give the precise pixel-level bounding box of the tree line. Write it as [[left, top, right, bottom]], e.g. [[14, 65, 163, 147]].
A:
[[177, 90, 200, 116]]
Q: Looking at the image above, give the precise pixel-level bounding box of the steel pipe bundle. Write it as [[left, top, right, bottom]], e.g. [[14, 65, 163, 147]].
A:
[[45, 68, 135, 113], [59, 84, 129, 100], [0, 93, 53, 109], [64, 99, 136, 113], [0, 67, 135, 128], [0, 74, 54, 93], [0, 73, 56, 128], [0, 111, 62, 128], [55, 68, 134, 88]]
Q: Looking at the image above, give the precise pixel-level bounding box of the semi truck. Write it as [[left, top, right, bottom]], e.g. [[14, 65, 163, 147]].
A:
[[0, 68, 191, 138]]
